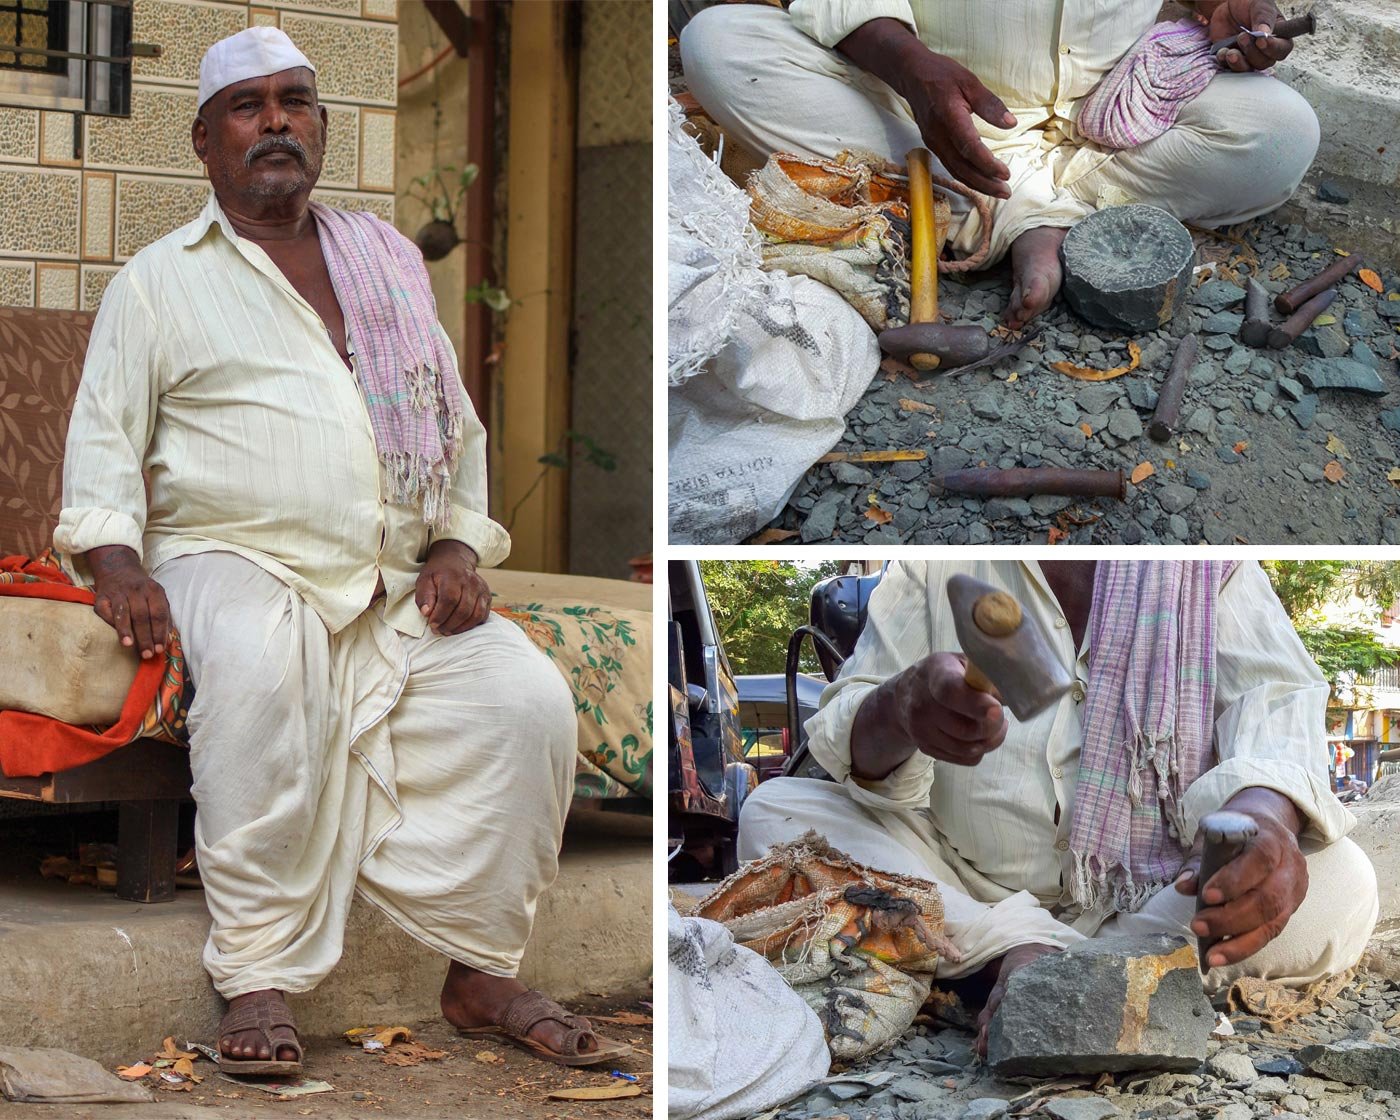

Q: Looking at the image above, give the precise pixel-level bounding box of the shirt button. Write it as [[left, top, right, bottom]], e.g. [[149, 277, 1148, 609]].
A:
[[1071, 685, 1086, 702], [1056, 839, 1069, 851], [1052, 766, 1064, 779], [1055, 617, 1068, 629], [1060, 45, 1072, 54]]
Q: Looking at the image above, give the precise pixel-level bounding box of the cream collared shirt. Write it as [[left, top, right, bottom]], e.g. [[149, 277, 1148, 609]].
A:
[[806, 559, 1352, 927], [55, 193, 509, 637]]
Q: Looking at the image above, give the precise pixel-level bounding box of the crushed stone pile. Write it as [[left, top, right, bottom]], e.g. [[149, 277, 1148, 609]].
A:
[[751, 972, 1400, 1120], [768, 219, 1400, 546]]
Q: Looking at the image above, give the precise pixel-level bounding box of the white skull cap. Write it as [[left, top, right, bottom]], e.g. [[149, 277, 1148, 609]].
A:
[[197, 27, 316, 110]]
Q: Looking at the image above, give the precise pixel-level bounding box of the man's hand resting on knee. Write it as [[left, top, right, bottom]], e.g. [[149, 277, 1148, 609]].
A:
[[417, 539, 491, 635], [850, 652, 1009, 780], [1194, 0, 1293, 71], [87, 544, 170, 660], [1174, 787, 1308, 969], [835, 18, 1016, 200]]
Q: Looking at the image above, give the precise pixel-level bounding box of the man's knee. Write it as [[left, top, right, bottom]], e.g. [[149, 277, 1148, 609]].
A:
[[1251, 81, 1320, 192], [1193, 78, 1320, 212], [678, 7, 753, 90]]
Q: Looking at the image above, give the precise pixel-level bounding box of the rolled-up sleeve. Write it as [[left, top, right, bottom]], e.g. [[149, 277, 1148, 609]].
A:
[[1181, 560, 1353, 845], [788, 0, 917, 48], [53, 268, 161, 574], [427, 324, 511, 569], [806, 559, 938, 811]]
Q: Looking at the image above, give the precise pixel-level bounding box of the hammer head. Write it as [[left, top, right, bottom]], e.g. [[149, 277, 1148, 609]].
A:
[[946, 574, 1074, 722]]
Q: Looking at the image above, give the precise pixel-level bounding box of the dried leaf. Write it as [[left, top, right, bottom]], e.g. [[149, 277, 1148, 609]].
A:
[[1389, 292, 1400, 302], [548, 1085, 644, 1100], [1051, 341, 1142, 382], [818, 450, 926, 463], [1233, 441, 1249, 455], [160, 1038, 198, 1062], [343, 1025, 413, 1048], [1324, 460, 1345, 483], [1387, 468, 1400, 487], [1360, 268, 1384, 293], [1078, 422, 1093, 437], [864, 507, 893, 525], [172, 1057, 198, 1080], [1326, 432, 1351, 460], [899, 398, 939, 416], [1269, 262, 1291, 281], [1007, 371, 1019, 383], [591, 1012, 653, 1026], [1130, 461, 1156, 485], [116, 1063, 152, 1081], [746, 528, 798, 545], [1047, 526, 1068, 545], [475, 1051, 505, 1065], [1314, 313, 1337, 326], [382, 1042, 448, 1067], [1166, 459, 1176, 469]]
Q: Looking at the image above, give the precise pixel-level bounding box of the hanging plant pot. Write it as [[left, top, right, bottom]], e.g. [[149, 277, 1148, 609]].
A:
[[415, 219, 461, 261]]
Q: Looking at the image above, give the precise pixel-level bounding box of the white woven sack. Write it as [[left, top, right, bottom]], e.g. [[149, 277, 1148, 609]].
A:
[[668, 906, 830, 1120]]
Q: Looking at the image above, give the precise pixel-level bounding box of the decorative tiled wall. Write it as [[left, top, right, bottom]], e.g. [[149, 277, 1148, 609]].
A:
[[0, 0, 398, 309]]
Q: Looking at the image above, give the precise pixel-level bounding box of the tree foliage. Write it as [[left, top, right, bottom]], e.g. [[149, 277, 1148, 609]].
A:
[[1261, 561, 1400, 693], [699, 560, 844, 676]]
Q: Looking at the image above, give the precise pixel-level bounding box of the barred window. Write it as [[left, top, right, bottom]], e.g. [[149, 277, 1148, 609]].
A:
[[0, 0, 136, 117]]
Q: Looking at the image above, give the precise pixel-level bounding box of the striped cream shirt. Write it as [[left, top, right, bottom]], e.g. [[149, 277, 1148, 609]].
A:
[[789, 0, 1167, 130], [806, 559, 1352, 925], [55, 193, 510, 638]]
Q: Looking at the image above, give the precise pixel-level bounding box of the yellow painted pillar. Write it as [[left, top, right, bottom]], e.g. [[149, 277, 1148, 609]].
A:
[[495, 0, 577, 573]]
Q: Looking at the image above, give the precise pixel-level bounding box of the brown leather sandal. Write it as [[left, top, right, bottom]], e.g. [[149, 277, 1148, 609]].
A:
[[217, 993, 304, 1077], [456, 990, 632, 1068]]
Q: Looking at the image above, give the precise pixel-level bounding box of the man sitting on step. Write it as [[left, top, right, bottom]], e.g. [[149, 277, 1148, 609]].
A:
[[56, 27, 628, 1077], [740, 560, 1378, 1053], [681, 0, 1318, 329]]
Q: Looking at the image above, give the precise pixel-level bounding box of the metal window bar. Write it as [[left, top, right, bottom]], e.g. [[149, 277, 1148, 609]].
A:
[[0, 0, 142, 117], [0, 0, 69, 75]]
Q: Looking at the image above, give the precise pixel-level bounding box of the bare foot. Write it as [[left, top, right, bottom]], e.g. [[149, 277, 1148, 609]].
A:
[[1005, 226, 1071, 330], [440, 962, 598, 1058], [220, 989, 300, 1063]]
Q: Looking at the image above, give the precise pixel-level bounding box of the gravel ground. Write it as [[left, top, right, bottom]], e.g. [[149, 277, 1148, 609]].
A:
[[755, 973, 1400, 1120], [764, 219, 1400, 546]]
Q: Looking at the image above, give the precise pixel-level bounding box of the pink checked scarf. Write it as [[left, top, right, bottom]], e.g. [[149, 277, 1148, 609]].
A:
[[311, 203, 464, 530], [1069, 560, 1239, 913], [1078, 19, 1220, 150]]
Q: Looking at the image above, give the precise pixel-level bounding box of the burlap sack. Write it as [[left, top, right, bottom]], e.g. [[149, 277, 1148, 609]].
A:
[[698, 832, 961, 1060]]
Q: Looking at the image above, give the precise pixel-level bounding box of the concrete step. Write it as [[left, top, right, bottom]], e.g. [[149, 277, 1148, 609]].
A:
[[1275, 0, 1400, 267], [0, 827, 650, 1065]]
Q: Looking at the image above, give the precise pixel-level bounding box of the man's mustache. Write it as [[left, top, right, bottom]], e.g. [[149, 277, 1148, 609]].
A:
[[243, 135, 308, 167]]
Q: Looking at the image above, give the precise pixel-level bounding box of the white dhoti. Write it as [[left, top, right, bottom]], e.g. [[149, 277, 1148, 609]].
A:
[[156, 551, 577, 998], [680, 5, 1320, 265], [740, 777, 1378, 993]]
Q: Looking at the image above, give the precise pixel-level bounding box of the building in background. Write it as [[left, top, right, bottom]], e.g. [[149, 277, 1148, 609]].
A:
[[1323, 579, 1400, 785], [0, 0, 651, 579]]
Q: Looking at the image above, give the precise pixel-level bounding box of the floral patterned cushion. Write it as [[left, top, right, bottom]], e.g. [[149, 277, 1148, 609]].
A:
[[494, 599, 653, 802]]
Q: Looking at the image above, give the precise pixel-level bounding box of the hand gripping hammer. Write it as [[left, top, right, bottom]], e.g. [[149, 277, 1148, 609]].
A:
[[946, 574, 1074, 722], [1193, 810, 1259, 973]]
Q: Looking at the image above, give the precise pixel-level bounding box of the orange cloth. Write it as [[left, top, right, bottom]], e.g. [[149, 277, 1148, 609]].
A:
[[0, 553, 169, 778]]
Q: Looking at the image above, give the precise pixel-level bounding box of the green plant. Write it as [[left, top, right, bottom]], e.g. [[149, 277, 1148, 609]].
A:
[[406, 162, 477, 226], [699, 560, 844, 675], [504, 430, 617, 531]]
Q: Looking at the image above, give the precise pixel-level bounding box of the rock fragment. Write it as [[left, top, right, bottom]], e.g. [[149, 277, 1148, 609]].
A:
[[986, 935, 1213, 1077], [1298, 1039, 1400, 1092], [1043, 1098, 1122, 1120], [1296, 358, 1388, 397], [1207, 1051, 1259, 1083]]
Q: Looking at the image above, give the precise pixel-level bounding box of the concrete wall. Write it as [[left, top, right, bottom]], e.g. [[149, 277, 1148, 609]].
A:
[[395, 4, 468, 369], [0, 0, 398, 311]]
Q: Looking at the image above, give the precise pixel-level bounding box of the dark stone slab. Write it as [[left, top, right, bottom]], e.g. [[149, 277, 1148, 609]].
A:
[[986, 935, 1213, 1077], [1298, 1039, 1400, 1092], [1061, 206, 1196, 333], [1296, 358, 1388, 397]]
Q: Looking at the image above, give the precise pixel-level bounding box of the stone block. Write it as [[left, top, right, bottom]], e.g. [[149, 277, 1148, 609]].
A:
[[82, 172, 115, 261], [275, 0, 361, 16], [0, 168, 80, 258], [132, 0, 247, 86], [38, 112, 79, 168], [1061, 206, 1195, 333], [1297, 358, 1389, 396], [361, 0, 397, 20], [320, 104, 360, 190], [1298, 1039, 1400, 1092], [249, 7, 279, 27], [986, 935, 1213, 1077], [281, 12, 397, 105], [0, 261, 34, 307], [0, 108, 38, 164], [80, 265, 120, 313], [359, 107, 395, 191], [35, 262, 77, 310], [86, 86, 203, 176], [115, 176, 210, 260]]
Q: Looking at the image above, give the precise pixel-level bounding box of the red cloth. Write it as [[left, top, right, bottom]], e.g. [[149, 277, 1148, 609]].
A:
[[0, 554, 167, 778]]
